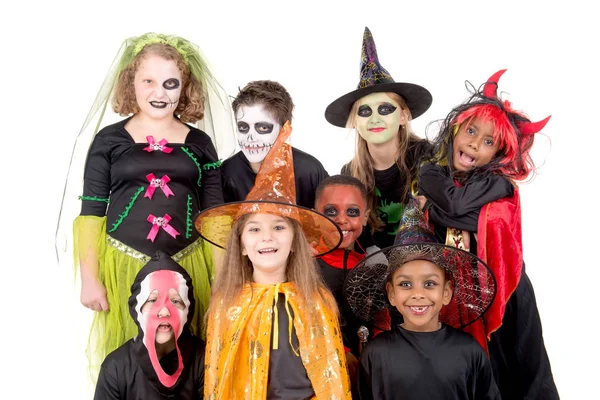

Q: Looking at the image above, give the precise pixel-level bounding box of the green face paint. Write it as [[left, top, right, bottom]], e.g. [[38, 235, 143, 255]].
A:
[[356, 92, 403, 144]]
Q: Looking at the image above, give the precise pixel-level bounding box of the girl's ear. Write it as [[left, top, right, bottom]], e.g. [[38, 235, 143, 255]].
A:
[[399, 108, 409, 125]]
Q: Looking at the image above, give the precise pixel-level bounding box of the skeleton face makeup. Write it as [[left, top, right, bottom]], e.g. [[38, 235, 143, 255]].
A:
[[356, 92, 404, 144], [236, 104, 281, 164], [134, 54, 183, 120]]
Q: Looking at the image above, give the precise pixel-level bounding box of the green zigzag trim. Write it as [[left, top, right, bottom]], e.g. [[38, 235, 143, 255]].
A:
[[185, 194, 193, 239], [181, 146, 202, 187], [202, 160, 222, 170], [78, 195, 110, 204], [108, 186, 144, 233]]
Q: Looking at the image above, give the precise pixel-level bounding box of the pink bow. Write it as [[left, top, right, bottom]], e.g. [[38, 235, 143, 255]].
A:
[[146, 214, 180, 242], [145, 173, 174, 199], [143, 136, 173, 153]]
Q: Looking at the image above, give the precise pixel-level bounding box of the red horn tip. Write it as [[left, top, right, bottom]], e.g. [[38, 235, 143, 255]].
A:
[[483, 69, 507, 98], [517, 115, 551, 135]]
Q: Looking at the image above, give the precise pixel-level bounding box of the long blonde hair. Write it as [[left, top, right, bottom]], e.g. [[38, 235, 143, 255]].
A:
[[206, 214, 338, 322], [346, 92, 425, 231]]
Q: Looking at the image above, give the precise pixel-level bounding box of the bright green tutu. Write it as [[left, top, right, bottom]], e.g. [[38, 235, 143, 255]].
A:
[[74, 215, 213, 380]]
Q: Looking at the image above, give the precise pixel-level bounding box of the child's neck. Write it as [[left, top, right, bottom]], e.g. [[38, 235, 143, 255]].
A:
[[253, 268, 286, 284], [250, 160, 262, 173], [367, 139, 398, 170]]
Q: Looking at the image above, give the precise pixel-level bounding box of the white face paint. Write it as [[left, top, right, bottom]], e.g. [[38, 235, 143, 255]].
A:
[[236, 104, 281, 164]]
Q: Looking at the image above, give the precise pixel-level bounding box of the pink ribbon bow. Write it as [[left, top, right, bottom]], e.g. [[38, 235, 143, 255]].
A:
[[146, 214, 180, 242], [145, 173, 175, 199], [143, 136, 173, 153]]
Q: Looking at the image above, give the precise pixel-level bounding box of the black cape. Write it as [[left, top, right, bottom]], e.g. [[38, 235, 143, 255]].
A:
[[222, 148, 328, 208], [419, 164, 559, 399], [359, 324, 500, 400]]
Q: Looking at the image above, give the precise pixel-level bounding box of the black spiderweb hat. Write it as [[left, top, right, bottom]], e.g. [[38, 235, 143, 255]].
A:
[[344, 199, 496, 331]]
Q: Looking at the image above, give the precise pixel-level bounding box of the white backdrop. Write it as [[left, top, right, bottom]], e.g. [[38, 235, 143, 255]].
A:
[[1, 1, 597, 398]]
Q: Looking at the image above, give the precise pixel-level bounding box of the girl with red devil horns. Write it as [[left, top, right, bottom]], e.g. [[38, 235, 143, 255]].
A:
[[416, 69, 559, 399]]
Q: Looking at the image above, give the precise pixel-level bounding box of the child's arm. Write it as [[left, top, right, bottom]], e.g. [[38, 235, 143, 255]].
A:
[[418, 163, 513, 231], [473, 348, 501, 400]]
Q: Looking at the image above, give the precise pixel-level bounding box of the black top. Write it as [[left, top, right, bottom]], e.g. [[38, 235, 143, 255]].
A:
[[318, 250, 365, 355], [342, 139, 431, 249], [267, 293, 314, 399], [222, 148, 328, 208], [94, 336, 205, 400], [359, 324, 500, 400], [418, 163, 514, 231], [80, 118, 223, 256]]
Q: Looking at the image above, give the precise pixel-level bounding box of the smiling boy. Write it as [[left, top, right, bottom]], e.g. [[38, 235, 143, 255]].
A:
[[345, 201, 500, 399]]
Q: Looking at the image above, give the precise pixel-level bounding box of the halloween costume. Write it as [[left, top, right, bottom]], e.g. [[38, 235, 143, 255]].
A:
[[195, 123, 351, 399], [222, 147, 328, 208], [55, 33, 235, 375], [326, 27, 433, 249], [345, 200, 500, 399], [318, 249, 365, 355], [418, 70, 558, 399], [94, 251, 205, 400]]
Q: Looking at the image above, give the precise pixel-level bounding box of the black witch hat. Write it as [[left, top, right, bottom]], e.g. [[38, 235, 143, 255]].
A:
[[325, 27, 432, 127]]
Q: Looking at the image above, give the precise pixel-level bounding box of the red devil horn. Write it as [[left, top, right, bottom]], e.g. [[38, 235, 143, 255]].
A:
[[483, 69, 507, 98], [517, 115, 551, 135]]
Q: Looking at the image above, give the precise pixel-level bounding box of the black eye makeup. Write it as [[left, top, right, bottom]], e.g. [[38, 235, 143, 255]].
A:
[[378, 103, 397, 115], [346, 207, 361, 217], [358, 105, 373, 117], [163, 78, 180, 90], [255, 122, 274, 134], [237, 121, 250, 133], [323, 205, 338, 218]]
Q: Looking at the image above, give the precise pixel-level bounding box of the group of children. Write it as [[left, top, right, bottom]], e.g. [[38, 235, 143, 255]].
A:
[[60, 28, 558, 399]]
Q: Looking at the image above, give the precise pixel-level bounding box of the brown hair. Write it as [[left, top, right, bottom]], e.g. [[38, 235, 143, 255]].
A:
[[232, 80, 294, 126], [112, 43, 205, 123], [346, 92, 425, 231], [206, 214, 338, 323]]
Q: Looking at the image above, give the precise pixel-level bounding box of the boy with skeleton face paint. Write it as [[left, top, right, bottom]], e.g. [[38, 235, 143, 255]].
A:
[[95, 251, 205, 399], [222, 80, 329, 208]]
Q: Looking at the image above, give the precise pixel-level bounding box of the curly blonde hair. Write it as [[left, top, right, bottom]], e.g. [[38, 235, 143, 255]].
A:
[[112, 43, 205, 123]]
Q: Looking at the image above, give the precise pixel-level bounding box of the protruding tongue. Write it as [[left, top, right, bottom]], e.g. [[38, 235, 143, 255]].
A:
[[461, 152, 475, 164]]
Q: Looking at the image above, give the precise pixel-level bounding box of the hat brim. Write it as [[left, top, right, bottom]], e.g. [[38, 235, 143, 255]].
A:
[[194, 200, 343, 257], [344, 242, 496, 331], [325, 82, 433, 128]]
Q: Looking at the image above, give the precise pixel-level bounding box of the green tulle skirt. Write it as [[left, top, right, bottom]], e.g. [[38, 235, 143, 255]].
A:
[[75, 216, 213, 380]]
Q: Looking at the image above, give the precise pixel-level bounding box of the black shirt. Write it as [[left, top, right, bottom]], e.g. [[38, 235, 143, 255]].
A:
[[80, 118, 223, 256], [222, 148, 328, 208], [359, 324, 500, 400]]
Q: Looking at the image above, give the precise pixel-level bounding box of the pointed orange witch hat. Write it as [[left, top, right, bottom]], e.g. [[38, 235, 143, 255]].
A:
[[194, 121, 342, 256]]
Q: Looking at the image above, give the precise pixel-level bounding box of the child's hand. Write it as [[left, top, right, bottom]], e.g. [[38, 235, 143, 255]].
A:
[[415, 195, 428, 210], [81, 276, 109, 312], [309, 241, 319, 256], [345, 351, 359, 383]]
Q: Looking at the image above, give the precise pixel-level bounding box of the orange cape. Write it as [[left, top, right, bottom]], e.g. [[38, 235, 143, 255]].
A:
[[204, 282, 351, 399]]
